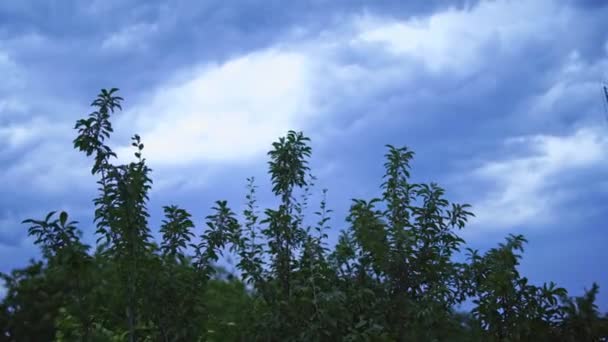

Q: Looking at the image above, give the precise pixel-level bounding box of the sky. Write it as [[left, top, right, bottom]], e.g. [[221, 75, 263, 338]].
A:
[[0, 0, 607, 306]]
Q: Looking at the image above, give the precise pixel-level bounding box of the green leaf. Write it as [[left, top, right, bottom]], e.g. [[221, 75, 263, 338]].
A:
[[59, 211, 68, 226]]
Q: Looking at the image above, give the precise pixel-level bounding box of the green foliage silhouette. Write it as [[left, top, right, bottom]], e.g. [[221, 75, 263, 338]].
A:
[[1, 89, 607, 341]]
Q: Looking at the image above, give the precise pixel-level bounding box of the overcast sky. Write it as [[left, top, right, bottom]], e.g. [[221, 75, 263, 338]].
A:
[[1, 0, 607, 305]]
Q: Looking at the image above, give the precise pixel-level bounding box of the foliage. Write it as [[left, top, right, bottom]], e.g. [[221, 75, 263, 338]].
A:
[[1, 89, 606, 341]]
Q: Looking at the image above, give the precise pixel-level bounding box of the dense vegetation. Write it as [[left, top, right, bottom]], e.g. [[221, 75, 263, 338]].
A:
[[1, 89, 606, 341]]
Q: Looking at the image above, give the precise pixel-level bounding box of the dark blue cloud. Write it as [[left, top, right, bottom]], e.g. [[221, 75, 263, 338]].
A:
[[0, 0, 476, 104]]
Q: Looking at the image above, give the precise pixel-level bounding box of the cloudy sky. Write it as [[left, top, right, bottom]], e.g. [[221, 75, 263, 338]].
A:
[[1, 0, 607, 305]]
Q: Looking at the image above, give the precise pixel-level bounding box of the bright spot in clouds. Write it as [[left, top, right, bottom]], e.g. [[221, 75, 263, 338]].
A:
[[471, 128, 608, 230], [119, 49, 314, 165], [355, 0, 567, 74]]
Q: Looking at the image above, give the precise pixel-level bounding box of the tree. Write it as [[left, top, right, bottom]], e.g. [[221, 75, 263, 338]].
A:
[[1, 88, 606, 341]]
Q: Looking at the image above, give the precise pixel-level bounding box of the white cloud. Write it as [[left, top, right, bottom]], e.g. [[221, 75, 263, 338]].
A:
[[0, 98, 26, 117], [528, 50, 608, 120], [117, 48, 315, 166], [0, 141, 92, 194], [101, 22, 159, 51], [0, 124, 35, 148], [106, 0, 591, 171], [100, 0, 592, 192], [0, 116, 92, 195], [0, 51, 25, 92], [1, 0, 599, 198], [0, 117, 55, 150], [353, 0, 568, 74], [470, 128, 608, 230]]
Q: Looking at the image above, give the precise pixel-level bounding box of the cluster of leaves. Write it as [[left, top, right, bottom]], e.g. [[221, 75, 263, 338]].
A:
[[1, 89, 607, 341]]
